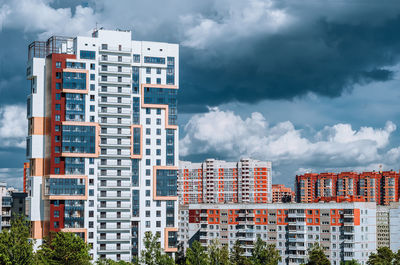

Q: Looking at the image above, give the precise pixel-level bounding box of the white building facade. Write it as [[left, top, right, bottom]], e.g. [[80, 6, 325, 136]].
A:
[[179, 202, 377, 265], [25, 29, 179, 261]]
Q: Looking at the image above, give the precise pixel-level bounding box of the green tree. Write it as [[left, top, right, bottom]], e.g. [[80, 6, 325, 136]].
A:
[[175, 242, 186, 265], [230, 240, 250, 265], [367, 247, 395, 265], [341, 260, 360, 265], [207, 239, 229, 265], [250, 237, 281, 265], [96, 259, 132, 265], [139, 231, 175, 265], [306, 244, 330, 265], [186, 241, 208, 265], [36, 232, 91, 265], [0, 215, 35, 265]]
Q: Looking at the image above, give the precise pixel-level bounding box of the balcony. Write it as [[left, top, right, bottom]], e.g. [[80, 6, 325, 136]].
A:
[[97, 246, 131, 253], [99, 57, 132, 65], [99, 46, 132, 54], [98, 99, 131, 107], [98, 87, 132, 96], [98, 68, 132, 76], [98, 77, 131, 86], [97, 235, 131, 242]]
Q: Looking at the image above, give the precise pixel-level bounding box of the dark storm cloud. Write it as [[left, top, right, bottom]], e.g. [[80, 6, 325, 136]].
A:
[[0, 30, 33, 104], [179, 13, 400, 112]]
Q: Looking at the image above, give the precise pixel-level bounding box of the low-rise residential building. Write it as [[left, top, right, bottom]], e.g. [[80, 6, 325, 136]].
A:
[[272, 184, 295, 203], [179, 202, 377, 265], [0, 183, 27, 231]]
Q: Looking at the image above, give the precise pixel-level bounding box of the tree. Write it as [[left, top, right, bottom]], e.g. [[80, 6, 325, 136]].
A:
[[96, 259, 132, 265], [306, 244, 330, 265], [341, 260, 360, 265], [175, 242, 186, 265], [139, 231, 175, 265], [36, 232, 91, 265], [0, 215, 35, 265], [250, 237, 281, 265], [186, 241, 208, 265], [207, 239, 229, 265], [230, 240, 250, 265], [367, 247, 395, 265]]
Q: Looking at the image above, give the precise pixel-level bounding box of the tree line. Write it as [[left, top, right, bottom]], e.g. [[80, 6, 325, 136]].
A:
[[1, 216, 400, 265]]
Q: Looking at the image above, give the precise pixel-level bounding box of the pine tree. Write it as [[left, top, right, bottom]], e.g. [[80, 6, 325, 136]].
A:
[[0, 215, 35, 265]]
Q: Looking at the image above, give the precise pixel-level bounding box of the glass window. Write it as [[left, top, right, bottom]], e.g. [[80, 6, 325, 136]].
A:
[[90, 63, 95, 70], [146, 67, 151, 74], [146, 77, 151, 84], [56, 62, 62, 68], [56, 83, 61, 90]]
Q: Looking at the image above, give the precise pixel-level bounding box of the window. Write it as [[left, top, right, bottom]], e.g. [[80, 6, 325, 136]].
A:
[[156, 149, 161, 156], [156, 159, 161, 165], [90, 74, 95, 80], [146, 221, 150, 228], [55, 94, 61, 100], [80, 50, 96, 60], [146, 67, 151, 74], [56, 62, 61, 68], [133, 54, 140, 63], [146, 169, 151, 176], [146, 118, 151, 125], [146, 108, 151, 114], [156, 118, 161, 125], [90, 105, 95, 112], [56, 83, 61, 90], [156, 129, 161, 135], [146, 149, 151, 155], [54, 210, 59, 217], [146, 159, 151, 166], [55, 104, 61, 110], [146, 128, 151, 135], [156, 139, 161, 145], [157, 68, 161, 74], [56, 72, 61, 79], [157, 108, 161, 115], [146, 139, 151, 145], [90, 63, 95, 70], [156, 211, 161, 217], [90, 95, 95, 101], [146, 180, 150, 186], [146, 77, 151, 84], [54, 157, 60, 164], [146, 211, 150, 217], [146, 190, 150, 197], [146, 200, 151, 207], [54, 221, 59, 228], [156, 78, 161, 84], [156, 221, 161, 227]]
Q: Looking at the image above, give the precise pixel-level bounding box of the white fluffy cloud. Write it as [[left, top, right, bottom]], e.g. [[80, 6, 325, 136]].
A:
[[180, 108, 399, 171], [0, 105, 27, 148], [180, 0, 291, 48], [0, 0, 97, 38]]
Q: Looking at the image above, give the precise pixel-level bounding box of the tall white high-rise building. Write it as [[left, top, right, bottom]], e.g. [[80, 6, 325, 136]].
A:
[[25, 29, 179, 261]]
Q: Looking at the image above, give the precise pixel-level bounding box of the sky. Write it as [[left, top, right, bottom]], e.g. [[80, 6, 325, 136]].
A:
[[1, 0, 400, 189]]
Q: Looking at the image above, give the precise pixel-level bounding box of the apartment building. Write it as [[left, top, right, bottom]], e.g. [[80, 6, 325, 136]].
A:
[[25, 29, 179, 261], [179, 202, 377, 265], [0, 183, 27, 231], [272, 184, 295, 203], [295, 171, 400, 205], [0, 183, 13, 231], [178, 159, 272, 205]]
